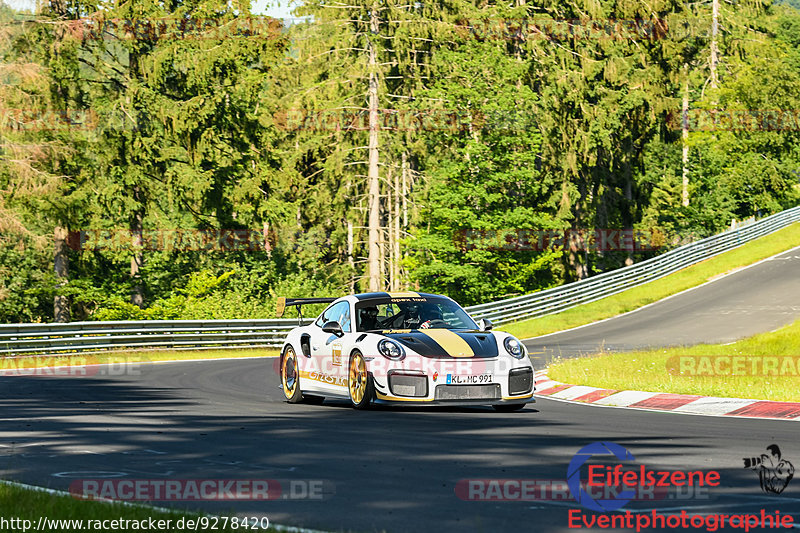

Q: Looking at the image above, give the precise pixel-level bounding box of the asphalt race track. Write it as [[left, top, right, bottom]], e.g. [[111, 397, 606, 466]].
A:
[[1, 248, 800, 533]]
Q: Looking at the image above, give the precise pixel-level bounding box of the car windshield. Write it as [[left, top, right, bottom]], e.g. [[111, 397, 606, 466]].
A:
[[355, 297, 478, 332]]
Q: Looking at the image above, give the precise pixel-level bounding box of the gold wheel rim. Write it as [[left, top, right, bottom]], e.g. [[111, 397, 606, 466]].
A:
[[349, 355, 366, 404], [282, 349, 297, 397]]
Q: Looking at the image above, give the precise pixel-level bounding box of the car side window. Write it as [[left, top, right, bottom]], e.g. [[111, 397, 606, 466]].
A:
[[315, 304, 334, 328], [315, 301, 351, 333], [338, 304, 352, 333]]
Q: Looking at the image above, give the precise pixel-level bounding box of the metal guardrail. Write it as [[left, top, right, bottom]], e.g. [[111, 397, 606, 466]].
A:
[[1, 205, 798, 357], [0, 319, 312, 357]]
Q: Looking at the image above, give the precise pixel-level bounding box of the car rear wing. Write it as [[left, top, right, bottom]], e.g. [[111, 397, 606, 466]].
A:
[[276, 297, 338, 318]]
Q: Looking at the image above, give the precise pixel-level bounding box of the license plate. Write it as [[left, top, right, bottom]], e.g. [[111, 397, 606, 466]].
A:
[[446, 374, 492, 384]]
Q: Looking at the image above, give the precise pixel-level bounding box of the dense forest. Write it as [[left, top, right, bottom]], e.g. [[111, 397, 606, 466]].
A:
[[0, 0, 798, 323]]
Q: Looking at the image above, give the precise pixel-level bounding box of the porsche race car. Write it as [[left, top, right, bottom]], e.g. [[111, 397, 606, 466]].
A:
[[276, 292, 535, 411]]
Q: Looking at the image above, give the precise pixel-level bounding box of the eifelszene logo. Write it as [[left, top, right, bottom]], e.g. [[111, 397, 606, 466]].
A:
[[567, 441, 636, 511], [567, 441, 721, 512], [743, 444, 795, 494]]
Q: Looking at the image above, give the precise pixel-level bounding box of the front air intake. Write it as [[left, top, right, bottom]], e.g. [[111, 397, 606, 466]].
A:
[[388, 372, 428, 397], [509, 368, 534, 395], [434, 384, 501, 401]]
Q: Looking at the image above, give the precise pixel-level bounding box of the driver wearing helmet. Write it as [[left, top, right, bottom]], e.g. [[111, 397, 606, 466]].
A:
[[402, 303, 422, 329], [359, 306, 380, 331], [419, 305, 444, 329]]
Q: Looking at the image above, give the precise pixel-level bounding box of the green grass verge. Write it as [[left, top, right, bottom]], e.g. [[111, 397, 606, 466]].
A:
[[546, 318, 800, 402], [0, 483, 254, 533], [501, 222, 800, 340], [0, 348, 279, 371]]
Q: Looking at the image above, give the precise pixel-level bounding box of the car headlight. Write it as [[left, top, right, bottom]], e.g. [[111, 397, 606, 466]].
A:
[[503, 337, 525, 359], [378, 339, 405, 361]]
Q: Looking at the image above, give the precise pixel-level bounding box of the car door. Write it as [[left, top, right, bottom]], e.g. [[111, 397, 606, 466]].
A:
[[309, 301, 351, 394], [328, 301, 353, 386]]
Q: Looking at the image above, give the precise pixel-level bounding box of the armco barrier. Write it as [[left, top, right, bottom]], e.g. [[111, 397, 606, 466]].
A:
[[0, 319, 311, 357], [1, 206, 798, 356]]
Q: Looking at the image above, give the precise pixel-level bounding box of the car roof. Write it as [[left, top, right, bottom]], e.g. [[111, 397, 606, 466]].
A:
[[352, 291, 448, 301], [324, 293, 455, 310]]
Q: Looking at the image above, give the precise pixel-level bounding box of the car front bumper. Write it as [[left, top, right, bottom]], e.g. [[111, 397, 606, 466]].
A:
[[368, 357, 535, 405]]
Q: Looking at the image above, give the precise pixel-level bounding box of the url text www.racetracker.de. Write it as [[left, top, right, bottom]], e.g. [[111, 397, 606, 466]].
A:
[[0, 516, 269, 532]]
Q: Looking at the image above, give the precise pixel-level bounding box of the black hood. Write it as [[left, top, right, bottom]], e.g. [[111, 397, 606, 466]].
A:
[[380, 329, 499, 359]]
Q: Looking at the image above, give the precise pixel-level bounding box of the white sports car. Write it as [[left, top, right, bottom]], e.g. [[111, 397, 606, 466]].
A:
[[276, 291, 535, 411]]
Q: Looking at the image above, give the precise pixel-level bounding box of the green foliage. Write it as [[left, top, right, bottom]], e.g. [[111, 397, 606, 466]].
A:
[[0, 239, 55, 322], [92, 270, 237, 320], [1, 0, 799, 323], [90, 254, 342, 320], [403, 35, 564, 304]]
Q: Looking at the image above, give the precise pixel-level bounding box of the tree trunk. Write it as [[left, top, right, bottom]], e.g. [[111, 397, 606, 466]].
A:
[[594, 179, 607, 271], [263, 220, 272, 256], [711, 0, 719, 89], [401, 152, 408, 229], [393, 167, 401, 290], [127, 46, 145, 308], [130, 185, 145, 308], [347, 220, 355, 293], [623, 150, 634, 267], [379, 207, 386, 288], [682, 64, 690, 207], [53, 226, 70, 322], [568, 179, 589, 280], [387, 168, 395, 291], [366, 5, 382, 292]]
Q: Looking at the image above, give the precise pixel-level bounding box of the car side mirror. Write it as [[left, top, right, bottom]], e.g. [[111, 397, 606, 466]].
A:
[[478, 318, 493, 331], [322, 321, 344, 337]]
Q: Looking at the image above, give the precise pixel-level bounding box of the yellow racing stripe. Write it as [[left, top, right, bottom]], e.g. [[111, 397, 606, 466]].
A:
[[388, 291, 421, 297], [420, 329, 474, 358], [503, 393, 535, 400]]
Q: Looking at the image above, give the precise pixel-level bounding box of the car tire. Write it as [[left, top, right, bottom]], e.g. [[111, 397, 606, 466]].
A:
[[493, 403, 526, 412], [348, 351, 374, 409], [281, 346, 303, 403]]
